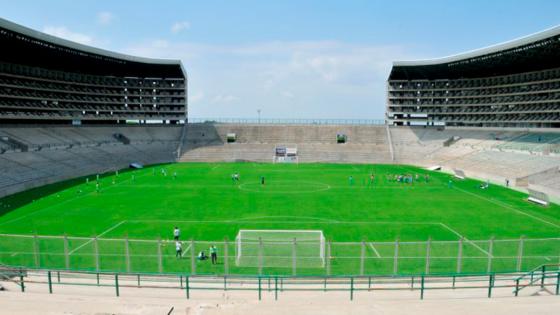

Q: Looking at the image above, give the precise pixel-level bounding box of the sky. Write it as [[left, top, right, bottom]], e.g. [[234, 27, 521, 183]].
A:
[[2, 0, 560, 120]]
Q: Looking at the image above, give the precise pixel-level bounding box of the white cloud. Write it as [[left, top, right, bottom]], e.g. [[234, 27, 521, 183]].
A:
[[171, 21, 191, 33], [97, 12, 115, 26], [123, 40, 420, 119], [42, 26, 94, 45]]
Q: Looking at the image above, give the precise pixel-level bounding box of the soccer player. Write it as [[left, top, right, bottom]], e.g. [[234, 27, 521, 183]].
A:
[[173, 171, 177, 179], [173, 227, 180, 241], [210, 245, 218, 264], [175, 241, 182, 258], [348, 176, 354, 186], [261, 176, 265, 185], [95, 182, 100, 193], [448, 179, 453, 188], [86, 178, 89, 185]]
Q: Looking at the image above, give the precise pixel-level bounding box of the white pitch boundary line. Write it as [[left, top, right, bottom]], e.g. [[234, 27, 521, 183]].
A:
[[452, 186, 560, 229], [439, 222, 492, 257], [181, 242, 192, 257], [368, 242, 381, 258], [68, 220, 126, 255], [0, 170, 151, 227]]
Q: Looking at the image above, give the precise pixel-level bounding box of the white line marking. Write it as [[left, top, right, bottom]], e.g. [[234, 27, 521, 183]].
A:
[[181, 242, 192, 257], [0, 170, 151, 227], [439, 222, 492, 257], [68, 220, 126, 255], [452, 186, 560, 229], [369, 243, 381, 258], [127, 218, 443, 225]]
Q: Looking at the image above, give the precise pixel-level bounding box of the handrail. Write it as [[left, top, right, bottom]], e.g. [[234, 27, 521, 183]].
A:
[[513, 263, 560, 295], [2, 265, 559, 300]]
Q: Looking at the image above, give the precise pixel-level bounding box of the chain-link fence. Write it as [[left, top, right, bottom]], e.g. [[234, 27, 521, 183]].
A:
[[1, 234, 559, 276]]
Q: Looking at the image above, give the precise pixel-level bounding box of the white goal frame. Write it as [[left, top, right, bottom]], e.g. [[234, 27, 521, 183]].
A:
[[235, 229, 325, 267]]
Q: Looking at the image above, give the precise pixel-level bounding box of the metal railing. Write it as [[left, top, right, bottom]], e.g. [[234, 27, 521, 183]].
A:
[[188, 117, 385, 125], [2, 265, 559, 300]]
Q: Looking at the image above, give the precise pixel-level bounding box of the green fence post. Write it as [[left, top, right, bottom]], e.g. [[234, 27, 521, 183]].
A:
[[33, 234, 40, 268], [180, 275, 183, 289], [420, 275, 425, 300], [185, 276, 190, 299], [47, 271, 52, 294], [137, 274, 140, 287], [93, 236, 100, 272], [326, 240, 332, 276], [452, 275, 456, 289], [456, 238, 463, 274], [275, 277, 278, 300], [324, 277, 327, 292], [487, 237, 494, 273], [115, 274, 119, 297], [393, 238, 399, 275], [224, 238, 229, 276], [124, 237, 131, 273], [425, 237, 432, 275], [190, 239, 196, 275], [360, 241, 366, 276], [350, 277, 354, 301], [541, 265, 546, 289], [516, 236, 525, 272], [258, 238, 263, 276], [96, 273, 100, 286], [19, 272, 25, 292], [57, 271, 60, 283], [411, 276, 414, 290], [488, 274, 494, 298], [515, 279, 519, 297], [556, 272, 560, 295], [292, 238, 297, 276], [63, 235, 70, 270], [157, 237, 163, 273], [258, 276, 262, 301], [368, 276, 372, 291]]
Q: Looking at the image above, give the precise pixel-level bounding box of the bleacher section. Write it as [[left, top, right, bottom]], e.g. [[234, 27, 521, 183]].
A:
[[0, 125, 181, 197], [179, 124, 391, 163]]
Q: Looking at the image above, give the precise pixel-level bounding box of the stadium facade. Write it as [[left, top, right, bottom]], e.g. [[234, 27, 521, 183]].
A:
[[387, 26, 560, 128], [0, 18, 187, 125]]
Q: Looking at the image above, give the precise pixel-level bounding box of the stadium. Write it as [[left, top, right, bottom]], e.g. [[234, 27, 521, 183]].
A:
[[0, 11, 559, 314]]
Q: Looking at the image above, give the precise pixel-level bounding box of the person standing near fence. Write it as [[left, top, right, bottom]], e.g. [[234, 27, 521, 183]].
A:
[[173, 227, 180, 241], [175, 241, 182, 258], [210, 245, 217, 264]]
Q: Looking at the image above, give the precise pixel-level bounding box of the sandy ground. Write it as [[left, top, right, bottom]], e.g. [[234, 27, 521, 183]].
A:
[[1, 276, 559, 315]]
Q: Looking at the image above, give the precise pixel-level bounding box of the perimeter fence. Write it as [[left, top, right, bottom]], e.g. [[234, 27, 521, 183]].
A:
[[1, 234, 559, 277]]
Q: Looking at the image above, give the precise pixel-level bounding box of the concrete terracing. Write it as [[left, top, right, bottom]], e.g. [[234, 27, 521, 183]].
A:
[[179, 124, 391, 163]]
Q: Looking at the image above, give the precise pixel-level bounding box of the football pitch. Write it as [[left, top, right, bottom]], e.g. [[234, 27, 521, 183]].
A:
[[0, 162, 559, 276]]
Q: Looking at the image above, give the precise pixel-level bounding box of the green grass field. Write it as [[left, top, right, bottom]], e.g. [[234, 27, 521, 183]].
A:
[[0, 162, 559, 276]]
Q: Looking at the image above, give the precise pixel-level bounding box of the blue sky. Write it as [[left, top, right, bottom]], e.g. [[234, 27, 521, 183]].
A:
[[2, 0, 560, 119]]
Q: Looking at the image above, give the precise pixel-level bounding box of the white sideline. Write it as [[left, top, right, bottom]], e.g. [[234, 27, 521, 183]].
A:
[[0, 170, 151, 227], [439, 223, 492, 257], [368, 243, 381, 258], [68, 220, 126, 255], [452, 186, 560, 229]]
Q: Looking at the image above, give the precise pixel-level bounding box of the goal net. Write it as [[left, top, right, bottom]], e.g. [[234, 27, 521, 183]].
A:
[[235, 230, 325, 268]]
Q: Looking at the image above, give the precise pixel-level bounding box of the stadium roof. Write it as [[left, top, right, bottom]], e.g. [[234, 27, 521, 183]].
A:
[[389, 25, 560, 80], [0, 17, 186, 78]]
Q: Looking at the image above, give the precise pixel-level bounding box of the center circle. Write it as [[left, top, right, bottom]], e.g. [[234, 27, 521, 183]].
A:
[[238, 180, 330, 193]]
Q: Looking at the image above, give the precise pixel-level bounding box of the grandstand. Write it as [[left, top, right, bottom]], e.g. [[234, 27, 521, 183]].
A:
[[387, 25, 560, 128]]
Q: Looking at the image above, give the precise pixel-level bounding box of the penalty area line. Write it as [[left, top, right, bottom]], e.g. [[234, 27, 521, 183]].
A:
[[368, 243, 381, 258], [68, 220, 127, 255], [439, 222, 492, 257]]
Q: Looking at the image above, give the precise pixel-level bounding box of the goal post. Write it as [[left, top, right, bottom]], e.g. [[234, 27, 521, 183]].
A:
[[235, 230, 325, 268]]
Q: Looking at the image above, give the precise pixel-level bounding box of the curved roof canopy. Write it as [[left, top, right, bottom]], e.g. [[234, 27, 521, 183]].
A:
[[0, 17, 186, 78], [389, 25, 560, 80]]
